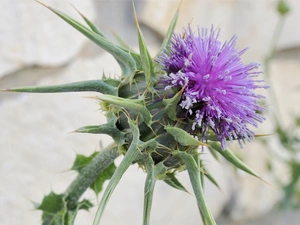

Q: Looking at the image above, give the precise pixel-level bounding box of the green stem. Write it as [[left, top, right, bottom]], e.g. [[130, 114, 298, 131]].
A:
[[176, 151, 216, 225], [143, 157, 157, 225], [93, 120, 142, 225], [65, 143, 119, 210]]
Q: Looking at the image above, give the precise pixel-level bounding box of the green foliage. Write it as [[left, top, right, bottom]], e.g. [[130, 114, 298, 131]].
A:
[[37, 192, 93, 225], [90, 163, 117, 195], [175, 151, 216, 225], [164, 173, 188, 193], [164, 125, 203, 146], [209, 142, 263, 181], [93, 120, 142, 225], [38, 192, 66, 225], [1, 80, 119, 96], [277, 0, 290, 16], [97, 94, 152, 126], [71, 152, 117, 196], [163, 91, 182, 120], [274, 121, 300, 208], [75, 112, 125, 145], [36, 1, 137, 82], [199, 160, 222, 192], [133, 3, 157, 92], [280, 160, 300, 208], [71, 152, 98, 172], [156, 3, 179, 58]]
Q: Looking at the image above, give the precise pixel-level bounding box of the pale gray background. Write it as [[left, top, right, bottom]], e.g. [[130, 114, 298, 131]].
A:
[[1, 0, 300, 225]]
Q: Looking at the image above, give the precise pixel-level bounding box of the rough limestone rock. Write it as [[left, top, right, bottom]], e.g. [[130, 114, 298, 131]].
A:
[[0, 0, 95, 78], [141, 0, 300, 61], [0, 52, 231, 225]]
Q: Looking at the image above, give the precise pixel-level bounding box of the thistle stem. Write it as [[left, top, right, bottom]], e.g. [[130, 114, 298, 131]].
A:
[[143, 158, 157, 225], [93, 120, 142, 225], [176, 151, 216, 225], [65, 143, 119, 210]]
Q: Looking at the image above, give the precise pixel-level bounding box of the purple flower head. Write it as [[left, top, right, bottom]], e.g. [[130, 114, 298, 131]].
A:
[[157, 25, 267, 149]]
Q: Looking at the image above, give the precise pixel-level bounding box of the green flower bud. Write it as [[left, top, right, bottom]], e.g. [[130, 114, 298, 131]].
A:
[[278, 0, 290, 16]]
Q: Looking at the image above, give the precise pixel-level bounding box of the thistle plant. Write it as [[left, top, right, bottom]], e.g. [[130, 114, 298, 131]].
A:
[[2, 1, 268, 225]]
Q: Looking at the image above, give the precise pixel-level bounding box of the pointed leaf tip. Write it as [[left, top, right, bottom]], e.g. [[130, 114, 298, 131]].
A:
[[164, 173, 189, 193], [163, 91, 182, 120], [156, 2, 180, 58], [1, 80, 118, 95], [70, 2, 106, 38], [209, 142, 272, 185], [132, 0, 157, 90], [37, 1, 137, 83], [37, 192, 67, 225], [165, 125, 207, 147]]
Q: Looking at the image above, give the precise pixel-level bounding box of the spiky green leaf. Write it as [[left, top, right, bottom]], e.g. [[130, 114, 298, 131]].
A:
[[93, 120, 142, 225], [70, 5, 138, 79], [209, 142, 262, 180], [133, 3, 157, 92], [75, 124, 125, 145], [75, 112, 125, 145], [37, 192, 93, 225], [164, 173, 188, 193], [90, 163, 117, 195], [138, 139, 159, 154], [37, 192, 67, 225], [163, 90, 182, 120], [1, 80, 119, 96], [78, 199, 93, 211], [97, 94, 152, 125], [164, 125, 206, 146], [71, 152, 98, 172], [110, 30, 132, 51], [201, 164, 222, 192], [36, 1, 137, 82], [66, 144, 119, 210], [70, 4, 105, 37], [156, 3, 180, 58], [199, 159, 205, 189], [207, 145, 220, 161], [70, 3, 142, 71]]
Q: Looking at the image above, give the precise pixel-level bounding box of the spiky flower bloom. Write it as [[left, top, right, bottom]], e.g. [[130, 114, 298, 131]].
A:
[[2, 3, 268, 225], [158, 26, 267, 149]]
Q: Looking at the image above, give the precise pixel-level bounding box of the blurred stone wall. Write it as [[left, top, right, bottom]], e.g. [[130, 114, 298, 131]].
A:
[[0, 1, 300, 225]]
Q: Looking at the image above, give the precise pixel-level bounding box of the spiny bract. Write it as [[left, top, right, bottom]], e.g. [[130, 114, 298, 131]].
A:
[[3, 2, 267, 225]]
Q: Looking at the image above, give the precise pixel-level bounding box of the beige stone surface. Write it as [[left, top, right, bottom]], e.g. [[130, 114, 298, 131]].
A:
[[0, 0, 95, 78], [141, 0, 300, 61]]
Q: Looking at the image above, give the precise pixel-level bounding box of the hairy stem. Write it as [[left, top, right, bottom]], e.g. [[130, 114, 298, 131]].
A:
[[176, 151, 216, 225], [143, 157, 157, 225], [65, 143, 119, 210]]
